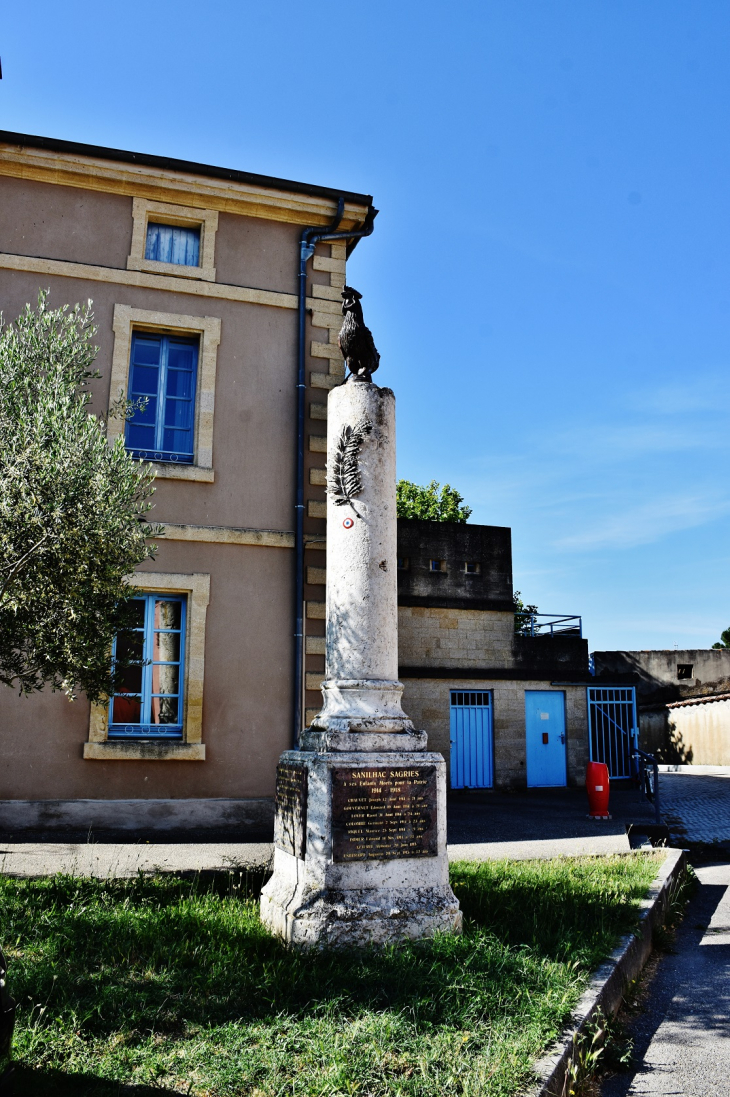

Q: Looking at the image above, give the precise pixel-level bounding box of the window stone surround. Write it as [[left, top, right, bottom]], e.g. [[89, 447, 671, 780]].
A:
[[84, 572, 210, 761], [107, 304, 221, 483], [127, 198, 219, 281]]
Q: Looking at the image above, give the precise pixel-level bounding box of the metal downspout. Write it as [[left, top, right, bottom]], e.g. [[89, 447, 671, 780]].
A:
[[293, 202, 378, 747]]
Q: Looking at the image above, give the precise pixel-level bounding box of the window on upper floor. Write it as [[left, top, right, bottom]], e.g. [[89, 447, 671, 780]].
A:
[[430, 559, 446, 572], [124, 331, 199, 464], [127, 198, 218, 282], [677, 663, 694, 680], [145, 222, 201, 267], [108, 594, 187, 739], [464, 561, 481, 574]]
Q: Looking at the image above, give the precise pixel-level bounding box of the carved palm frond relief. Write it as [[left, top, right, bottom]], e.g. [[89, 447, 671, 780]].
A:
[[328, 418, 372, 508]]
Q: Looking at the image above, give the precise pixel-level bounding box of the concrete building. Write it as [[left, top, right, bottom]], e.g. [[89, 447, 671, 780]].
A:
[[397, 519, 591, 789], [592, 649, 730, 765]]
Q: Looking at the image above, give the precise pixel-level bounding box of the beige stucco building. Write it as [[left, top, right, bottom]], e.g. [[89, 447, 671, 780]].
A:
[[0, 133, 595, 838], [0, 130, 373, 835], [665, 695, 730, 766]]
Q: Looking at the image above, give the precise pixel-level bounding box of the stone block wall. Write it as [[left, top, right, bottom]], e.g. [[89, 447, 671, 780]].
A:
[[398, 607, 515, 668], [401, 677, 589, 789]]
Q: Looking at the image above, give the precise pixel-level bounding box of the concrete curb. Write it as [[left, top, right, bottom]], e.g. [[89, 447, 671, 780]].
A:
[[658, 764, 730, 775], [525, 847, 688, 1097]]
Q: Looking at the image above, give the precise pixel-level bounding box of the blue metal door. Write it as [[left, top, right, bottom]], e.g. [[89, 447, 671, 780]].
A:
[[525, 691, 567, 787], [450, 691, 493, 788]]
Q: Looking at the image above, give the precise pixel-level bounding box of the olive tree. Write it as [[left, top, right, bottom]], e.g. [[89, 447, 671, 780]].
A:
[[0, 292, 158, 701]]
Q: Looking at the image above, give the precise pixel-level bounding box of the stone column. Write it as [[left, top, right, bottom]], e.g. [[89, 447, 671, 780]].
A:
[[260, 380, 461, 947], [303, 382, 426, 753]]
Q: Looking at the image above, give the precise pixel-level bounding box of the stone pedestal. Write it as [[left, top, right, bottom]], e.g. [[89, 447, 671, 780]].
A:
[[260, 751, 460, 947], [260, 380, 461, 946]]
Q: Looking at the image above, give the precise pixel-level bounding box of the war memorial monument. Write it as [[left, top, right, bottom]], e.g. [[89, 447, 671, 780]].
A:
[[260, 287, 462, 946]]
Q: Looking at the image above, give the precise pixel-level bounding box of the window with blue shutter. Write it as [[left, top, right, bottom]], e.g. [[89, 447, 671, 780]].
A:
[[125, 332, 199, 463], [145, 222, 201, 266], [109, 594, 186, 739]]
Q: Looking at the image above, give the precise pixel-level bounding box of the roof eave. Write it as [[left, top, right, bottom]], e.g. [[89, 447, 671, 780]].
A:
[[0, 129, 373, 208]]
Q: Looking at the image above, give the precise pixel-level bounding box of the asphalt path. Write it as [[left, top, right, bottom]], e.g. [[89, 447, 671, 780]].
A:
[[0, 785, 660, 875], [602, 859, 730, 1096]]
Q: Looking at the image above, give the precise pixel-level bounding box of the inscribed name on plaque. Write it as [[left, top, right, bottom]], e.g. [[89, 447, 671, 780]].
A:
[[331, 766, 438, 862], [274, 763, 308, 860]]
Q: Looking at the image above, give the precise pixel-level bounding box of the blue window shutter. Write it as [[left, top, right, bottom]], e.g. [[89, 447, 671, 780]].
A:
[[109, 593, 186, 739], [145, 223, 200, 266], [125, 333, 198, 463]]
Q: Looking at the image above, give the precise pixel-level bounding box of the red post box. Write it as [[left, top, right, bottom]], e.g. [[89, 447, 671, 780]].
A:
[[586, 761, 611, 818]]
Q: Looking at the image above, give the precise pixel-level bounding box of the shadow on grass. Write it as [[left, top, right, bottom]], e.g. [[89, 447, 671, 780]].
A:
[[0, 856, 656, 1089], [8, 1064, 181, 1096]]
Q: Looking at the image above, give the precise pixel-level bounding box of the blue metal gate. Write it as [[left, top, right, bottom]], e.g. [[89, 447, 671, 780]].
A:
[[587, 687, 638, 778], [450, 690, 493, 788]]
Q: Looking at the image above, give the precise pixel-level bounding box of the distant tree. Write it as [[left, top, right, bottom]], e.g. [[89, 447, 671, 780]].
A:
[[513, 590, 540, 635], [0, 292, 159, 701], [712, 628, 730, 649], [396, 480, 472, 523]]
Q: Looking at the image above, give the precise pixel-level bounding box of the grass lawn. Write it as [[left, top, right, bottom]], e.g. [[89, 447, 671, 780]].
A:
[[1, 854, 659, 1096]]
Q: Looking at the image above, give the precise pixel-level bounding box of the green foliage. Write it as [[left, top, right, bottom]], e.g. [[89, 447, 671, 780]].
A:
[[564, 1013, 610, 1095], [514, 589, 540, 635], [396, 479, 472, 522], [0, 292, 158, 701], [0, 854, 658, 1096], [712, 627, 730, 649]]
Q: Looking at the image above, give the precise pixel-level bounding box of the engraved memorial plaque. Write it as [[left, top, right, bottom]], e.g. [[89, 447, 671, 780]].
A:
[[274, 763, 308, 860], [331, 765, 438, 862]]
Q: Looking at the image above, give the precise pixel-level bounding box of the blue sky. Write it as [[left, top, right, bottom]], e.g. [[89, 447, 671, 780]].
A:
[[2, 1, 730, 651]]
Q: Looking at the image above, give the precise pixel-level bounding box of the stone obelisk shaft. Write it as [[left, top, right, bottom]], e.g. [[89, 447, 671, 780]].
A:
[[326, 382, 398, 681], [303, 381, 424, 750]]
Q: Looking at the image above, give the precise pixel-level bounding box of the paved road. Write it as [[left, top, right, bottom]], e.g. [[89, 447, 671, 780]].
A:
[[0, 785, 657, 876], [659, 771, 730, 847], [2, 772, 726, 877], [0, 785, 661, 876], [602, 859, 730, 1097], [447, 785, 655, 845]]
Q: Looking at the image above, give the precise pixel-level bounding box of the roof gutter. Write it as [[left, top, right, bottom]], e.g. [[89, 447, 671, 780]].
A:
[[293, 202, 378, 747]]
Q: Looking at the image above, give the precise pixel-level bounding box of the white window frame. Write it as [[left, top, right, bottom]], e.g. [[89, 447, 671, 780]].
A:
[[107, 304, 221, 482], [84, 572, 210, 761], [127, 198, 219, 282]]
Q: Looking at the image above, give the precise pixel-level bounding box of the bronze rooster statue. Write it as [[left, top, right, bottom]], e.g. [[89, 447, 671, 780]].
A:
[[338, 286, 380, 382]]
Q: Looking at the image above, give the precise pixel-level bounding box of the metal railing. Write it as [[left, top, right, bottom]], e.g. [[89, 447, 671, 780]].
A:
[[515, 613, 583, 638], [634, 748, 662, 824]]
